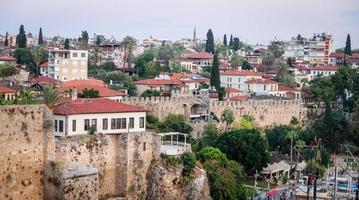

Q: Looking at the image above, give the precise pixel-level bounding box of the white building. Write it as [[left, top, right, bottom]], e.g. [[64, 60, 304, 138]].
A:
[[41, 49, 88, 82], [245, 79, 279, 96], [53, 98, 146, 137], [220, 70, 263, 90], [309, 66, 337, 79]]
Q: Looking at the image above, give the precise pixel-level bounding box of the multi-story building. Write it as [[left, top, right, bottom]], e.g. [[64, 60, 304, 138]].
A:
[[284, 33, 333, 65], [220, 70, 263, 91], [41, 49, 88, 81]]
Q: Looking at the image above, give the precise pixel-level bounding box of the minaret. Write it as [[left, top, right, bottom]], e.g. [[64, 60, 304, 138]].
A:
[[192, 27, 197, 48]]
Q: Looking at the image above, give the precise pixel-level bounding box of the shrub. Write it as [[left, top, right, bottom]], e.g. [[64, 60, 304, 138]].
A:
[[181, 152, 196, 177]]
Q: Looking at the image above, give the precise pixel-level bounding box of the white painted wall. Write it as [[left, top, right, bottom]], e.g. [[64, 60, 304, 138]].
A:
[[220, 74, 262, 90]]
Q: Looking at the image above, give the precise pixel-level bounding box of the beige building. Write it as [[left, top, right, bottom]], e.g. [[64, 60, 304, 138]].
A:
[[42, 49, 88, 82]]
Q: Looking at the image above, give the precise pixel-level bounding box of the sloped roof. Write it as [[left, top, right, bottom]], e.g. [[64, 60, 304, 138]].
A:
[[225, 87, 241, 93], [135, 79, 184, 86], [221, 70, 262, 76], [190, 52, 213, 59], [0, 54, 17, 61], [310, 66, 338, 71], [61, 84, 126, 97], [245, 79, 278, 84], [0, 85, 16, 93], [32, 76, 61, 85]]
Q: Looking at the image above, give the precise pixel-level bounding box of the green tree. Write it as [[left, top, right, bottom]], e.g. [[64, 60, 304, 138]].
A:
[[223, 34, 227, 46], [146, 112, 161, 132], [33, 47, 48, 75], [80, 31, 89, 49], [42, 85, 62, 109], [78, 88, 100, 98], [215, 128, 270, 174], [210, 52, 220, 90], [266, 125, 297, 154], [13, 48, 33, 65], [261, 51, 275, 66], [159, 114, 193, 134], [64, 39, 70, 49], [344, 34, 352, 56], [221, 108, 234, 130], [268, 42, 283, 58], [141, 89, 160, 97], [286, 130, 298, 164], [96, 35, 102, 45], [229, 34, 233, 48], [120, 36, 137, 68], [38, 27, 44, 46], [241, 60, 252, 70], [4, 32, 9, 47], [134, 50, 155, 77], [205, 29, 215, 53], [331, 66, 354, 108], [16, 25, 27, 48], [230, 52, 243, 69], [15, 89, 37, 105], [0, 64, 17, 77], [144, 61, 161, 78], [181, 152, 196, 177], [306, 76, 335, 109], [232, 37, 240, 51]]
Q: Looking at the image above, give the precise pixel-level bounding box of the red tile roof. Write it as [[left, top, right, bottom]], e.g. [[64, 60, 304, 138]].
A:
[[221, 70, 262, 76], [348, 58, 359, 63], [278, 86, 297, 92], [225, 87, 241, 93], [329, 52, 345, 58], [228, 95, 248, 101], [190, 52, 213, 59], [0, 85, 16, 93], [311, 66, 338, 71], [135, 79, 184, 86], [40, 62, 48, 68], [61, 84, 126, 97], [32, 76, 61, 85], [245, 79, 278, 84], [352, 53, 359, 58], [62, 79, 105, 87], [0, 54, 17, 61], [53, 98, 146, 115]]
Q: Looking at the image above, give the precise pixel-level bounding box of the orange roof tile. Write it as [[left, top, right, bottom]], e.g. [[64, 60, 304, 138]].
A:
[[190, 52, 213, 59], [225, 87, 241, 93], [245, 79, 278, 84], [0, 85, 16, 93], [60, 84, 126, 97], [221, 70, 262, 76], [135, 79, 184, 86], [228, 95, 248, 101]]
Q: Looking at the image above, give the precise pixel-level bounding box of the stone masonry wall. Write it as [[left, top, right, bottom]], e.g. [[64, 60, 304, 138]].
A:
[[0, 105, 55, 200]]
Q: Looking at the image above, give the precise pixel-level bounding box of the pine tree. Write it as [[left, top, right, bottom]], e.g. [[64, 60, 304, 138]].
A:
[[344, 34, 352, 56], [210, 52, 221, 90], [64, 39, 70, 49], [16, 25, 27, 48], [38, 27, 44, 46], [4, 32, 9, 47], [229, 34, 233, 48], [223, 34, 227, 46], [205, 29, 215, 53], [233, 37, 240, 51], [80, 31, 89, 49]]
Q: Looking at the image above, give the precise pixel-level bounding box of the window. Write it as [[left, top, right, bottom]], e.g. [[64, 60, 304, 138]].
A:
[[129, 117, 134, 129], [121, 118, 127, 129], [103, 119, 108, 130], [111, 118, 116, 130], [140, 117, 145, 128], [81, 53, 86, 58], [264, 85, 267, 91], [84, 119, 90, 131], [238, 78, 241, 82], [72, 53, 78, 57], [54, 120, 58, 131], [116, 118, 121, 129], [91, 119, 97, 129], [72, 120, 76, 132], [59, 120, 64, 132]]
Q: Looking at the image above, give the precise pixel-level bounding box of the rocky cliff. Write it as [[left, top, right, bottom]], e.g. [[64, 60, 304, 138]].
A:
[[146, 160, 211, 200]]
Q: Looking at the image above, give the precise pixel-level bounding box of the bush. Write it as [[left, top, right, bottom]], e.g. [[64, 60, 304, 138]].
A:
[[181, 152, 196, 177], [88, 126, 97, 135], [141, 89, 161, 97], [0, 64, 17, 77]]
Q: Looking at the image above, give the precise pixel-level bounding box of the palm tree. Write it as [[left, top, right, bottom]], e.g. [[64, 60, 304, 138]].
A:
[[286, 130, 299, 165], [120, 36, 137, 69], [42, 86, 63, 109], [221, 109, 234, 130]]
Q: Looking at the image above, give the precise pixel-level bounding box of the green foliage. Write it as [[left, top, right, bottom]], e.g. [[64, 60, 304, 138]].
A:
[[181, 152, 196, 177], [38, 27, 44, 45], [268, 41, 283, 58], [210, 52, 220, 91], [232, 37, 240, 51], [230, 52, 243, 68], [231, 114, 255, 130], [144, 61, 161, 78], [146, 112, 161, 132], [205, 29, 215, 53], [157, 42, 184, 64], [345, 34, 352, 56], [215, 128, 270, 174], [0, 64, 17, 77], [121, 36, 137, 66], [161, 154, 181, 166], [88, 126, 97, 135], [223, 34, 227, 46], [198, 147, 227, 164], [16, 25, 27, 48], [350, 99, 359, 146], [33, 46, 48, 75], [13, 48, 33, 65], [304, 160, 326, 178], [241, 60, 252, 70], [78, 88, 100, 98], [134, 50, 155, 77], [306, 76, 335, 108], [159, 114, 193, 134], [229, 35, 233, 48], [4, 32, 9, 47], [192, 123, 220, 152], [64, 39, 70, 49], [221, 108, 234, 130], [332, 66, 355, 109], [80, 31, 89, 49], [15, 89, 37, 105], [42, 86, 62, 109], [141, 89, 160, 97], [261, 51, 275, 66]]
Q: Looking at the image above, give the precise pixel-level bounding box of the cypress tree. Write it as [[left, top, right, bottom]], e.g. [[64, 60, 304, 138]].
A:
[[4, 32, 9, 47], [223, 34, 227, 46], [210, 52, 221, 90], [205, 29, 215, 53], [16, 25, 27, 48], [233, 37, 240, 51], [344, 34, 352, 56], [229, 34, 233, 48], [38, 27, 43, 46], [64, 39, 70, 49]]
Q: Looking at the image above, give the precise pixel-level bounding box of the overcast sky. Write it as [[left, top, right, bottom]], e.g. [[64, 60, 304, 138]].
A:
[[1, 0, 359, 48]]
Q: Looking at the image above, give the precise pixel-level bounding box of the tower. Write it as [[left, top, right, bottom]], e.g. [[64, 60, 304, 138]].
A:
[[192, 27, 197, 48]]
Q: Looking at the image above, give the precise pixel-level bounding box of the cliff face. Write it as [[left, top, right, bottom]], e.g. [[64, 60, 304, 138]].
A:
[[146, 160, 211, 200]]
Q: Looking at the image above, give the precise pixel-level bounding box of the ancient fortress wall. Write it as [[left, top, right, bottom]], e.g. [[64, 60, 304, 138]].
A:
[[0, 105, 55, 200], [121, 97, 307, 128]]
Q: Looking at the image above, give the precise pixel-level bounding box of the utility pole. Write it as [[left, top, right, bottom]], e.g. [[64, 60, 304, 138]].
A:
[[307, 175, 311, 200], [313, 169, 319, 200], [333, 164, 337, 200]]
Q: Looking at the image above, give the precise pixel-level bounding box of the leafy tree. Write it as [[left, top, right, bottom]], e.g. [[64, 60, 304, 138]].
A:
[[232, 114, 255, 130], [223, 34, 227, 46], [134, 50, 155, 77], [42, 85, 62, 109], [141, 89, 160, 97], [146, 112, 161, 132], [198, 147, 227, 164], [205, 29, 215, 53], [229, 34, 233, 47], [64, 39, 70, 49], [101, 62, 117, 71], [306, 76, 335, 108], [38, 27, 44, 46], [15, 89, 37, 105], [261, 51, 275, 66], [216, 44, 230, 60], [349, 99, 359, 146], [13, 48, 33, 65], [80, 31, 89, 49], [96, 35, 102, 45], [230, 52, 243, 69], [144, 61, 161, 78], [16, 25, 27, 48], [120, 36, 137, 68], [215, 128, 270, 174], [210, 52, 220, 90], [345, 34, 352, 56], [4, 32, 9, 47], [97, 71, 137, 96], [159, 113, 193, 134], [33, 47, 48, 75], [331, 66, 354, 108], [266, 125, 296, 154], [304, 160, 326, 178], [268, 42, 283, 58], [241, 60, 252, 70], [221, 108, 234, 130], [78, 88, 100, 98], [0, 64, 17, 77], [181, 152, 196, 177], [232, 37, 240, 51], [286, 130, 298, 164]]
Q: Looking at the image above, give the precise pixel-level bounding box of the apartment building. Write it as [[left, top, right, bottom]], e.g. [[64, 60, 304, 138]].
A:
[[220, 70, 263, 91], [41, 49, 88, 81]]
